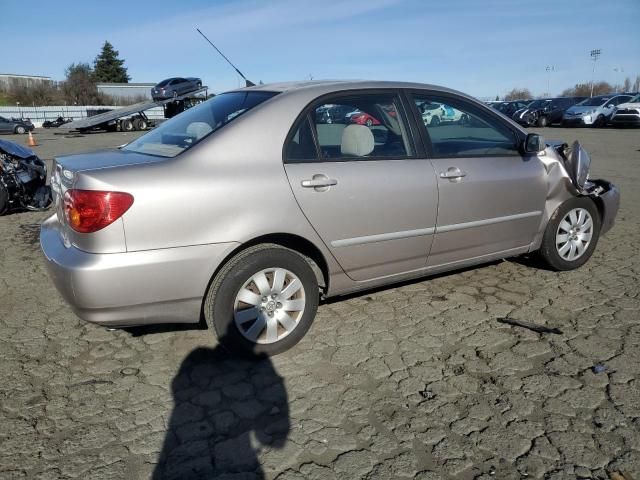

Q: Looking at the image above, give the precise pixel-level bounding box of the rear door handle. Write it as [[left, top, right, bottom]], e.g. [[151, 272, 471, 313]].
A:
[[301, 175, 338, 189], [439, 167, 467, 180]]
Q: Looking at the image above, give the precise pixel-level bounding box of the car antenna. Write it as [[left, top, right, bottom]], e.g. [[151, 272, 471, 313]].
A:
[[196, 28, 256, 87]]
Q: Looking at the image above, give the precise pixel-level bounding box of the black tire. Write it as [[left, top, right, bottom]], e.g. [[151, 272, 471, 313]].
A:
[[537, 115, 549, 127], [15, 125, 26, 134], [460, 114, 469, 126], [0, 183, 9, 215], [204, 244, 319, 356], [594, 115, 606, 128], [430, 116, 441, 127], [173, 90, 178, 99], [537, 197, 601, 271], [121, 119, 134, 132], [133, 118, 148, 131]]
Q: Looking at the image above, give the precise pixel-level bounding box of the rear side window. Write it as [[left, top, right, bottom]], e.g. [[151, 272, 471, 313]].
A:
[[286, 93, 413, 163], [124, 91, 278, 158], [412, 94, 519, 158]]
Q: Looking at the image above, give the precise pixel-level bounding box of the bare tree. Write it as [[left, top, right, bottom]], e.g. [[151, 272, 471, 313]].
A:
[[623, 77, 632, 92], [561, 81, 614, 97], [504, 88, 533, 101], [633, 75, 640, 92]]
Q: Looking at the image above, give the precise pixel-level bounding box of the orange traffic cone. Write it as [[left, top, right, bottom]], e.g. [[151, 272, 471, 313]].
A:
[[27, 131, 38, 147]]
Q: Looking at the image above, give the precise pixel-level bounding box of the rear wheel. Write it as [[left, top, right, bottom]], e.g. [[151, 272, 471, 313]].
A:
[[538, 197, 601, 271], [430, 116, 441, 127], [133, 118, 148, 131], [204, 244, 319, 356], [537, 115, 549, 127], [121, 119, 134, 132], [15, 126, 26, 134]]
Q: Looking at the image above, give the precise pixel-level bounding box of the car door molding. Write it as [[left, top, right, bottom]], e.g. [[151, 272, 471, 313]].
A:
[[331, 226, 436, 248], [435, 210, 542, 233]]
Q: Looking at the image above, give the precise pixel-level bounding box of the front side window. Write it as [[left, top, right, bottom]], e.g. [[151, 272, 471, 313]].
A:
[[413, 95, 520, 158], [306, 93, 412, 161], [124, 91, 277, 158]]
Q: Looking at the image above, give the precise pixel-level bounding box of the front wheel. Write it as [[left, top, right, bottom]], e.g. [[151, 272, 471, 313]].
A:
[[15, 126, 26, 134], [537, 115, 549, 127], [538, 197, 601, 271], [594, 115, 606, 128], [204, 244, 319, 356]]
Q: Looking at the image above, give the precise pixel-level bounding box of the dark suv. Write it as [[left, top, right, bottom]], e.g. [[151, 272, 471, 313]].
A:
[[513, 97, 585, 127]]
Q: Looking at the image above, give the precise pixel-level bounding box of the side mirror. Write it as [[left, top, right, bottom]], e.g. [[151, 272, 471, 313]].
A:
[[523, 133, 545, 153]]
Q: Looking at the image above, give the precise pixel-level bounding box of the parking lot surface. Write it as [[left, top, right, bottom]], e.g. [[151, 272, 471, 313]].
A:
[[1, 127, 639, 479]]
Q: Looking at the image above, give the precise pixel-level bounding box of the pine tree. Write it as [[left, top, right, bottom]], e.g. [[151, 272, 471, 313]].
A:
[[93, 41, 130, 83]]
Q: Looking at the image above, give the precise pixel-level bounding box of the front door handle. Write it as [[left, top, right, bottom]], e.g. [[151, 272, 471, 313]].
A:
[[301, 174, 338, 191], [439, 167, 467, 180]]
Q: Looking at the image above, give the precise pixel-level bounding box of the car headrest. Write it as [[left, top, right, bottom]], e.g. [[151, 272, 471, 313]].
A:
[[186, 122, 213, 141], [341, 124, 374, 157]]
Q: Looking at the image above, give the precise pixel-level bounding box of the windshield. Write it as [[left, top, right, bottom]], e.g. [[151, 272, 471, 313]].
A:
[[123, 91, 278, 157], [626, 94, 640, 103], [527, 99, 552, 109], [577, 96, 610, 107]]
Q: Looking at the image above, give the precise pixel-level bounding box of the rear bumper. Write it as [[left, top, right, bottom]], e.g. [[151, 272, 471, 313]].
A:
[[40, 215, 239, 326]]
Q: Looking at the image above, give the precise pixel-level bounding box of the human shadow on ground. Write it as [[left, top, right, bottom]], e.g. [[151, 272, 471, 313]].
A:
[[152, 339, 290, 480]]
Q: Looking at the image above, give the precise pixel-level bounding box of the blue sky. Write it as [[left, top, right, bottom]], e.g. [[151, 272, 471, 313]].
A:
[[1, 0, 639, 99]]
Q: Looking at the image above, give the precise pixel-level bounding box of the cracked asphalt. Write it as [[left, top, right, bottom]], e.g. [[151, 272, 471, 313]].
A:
[[0, 127, 639, 479]]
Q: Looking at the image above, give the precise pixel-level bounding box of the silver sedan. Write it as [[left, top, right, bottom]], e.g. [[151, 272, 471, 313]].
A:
[[40, 81, 620, 355]]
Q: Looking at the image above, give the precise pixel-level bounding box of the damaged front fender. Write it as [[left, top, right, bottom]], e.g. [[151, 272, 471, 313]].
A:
[[529, 139, 620, 251]]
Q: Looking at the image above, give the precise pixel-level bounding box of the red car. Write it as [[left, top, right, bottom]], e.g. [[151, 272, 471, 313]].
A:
[[349, 112, 381, 127]]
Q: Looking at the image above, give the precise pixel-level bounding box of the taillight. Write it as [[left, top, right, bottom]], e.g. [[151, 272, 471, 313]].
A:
[[64, 189, 134, 233]]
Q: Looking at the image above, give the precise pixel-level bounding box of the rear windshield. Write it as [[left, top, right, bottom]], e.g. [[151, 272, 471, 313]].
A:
[[123, 91, 278, 158]]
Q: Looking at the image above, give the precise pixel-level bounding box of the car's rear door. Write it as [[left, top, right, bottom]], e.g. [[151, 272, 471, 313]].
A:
[[407, 91, 547, 267], [284, 90, 438, 281]]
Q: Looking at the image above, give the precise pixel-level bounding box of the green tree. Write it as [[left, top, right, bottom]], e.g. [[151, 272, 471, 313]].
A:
[[93, 41, 130, 83], [63, 63, 104, 105]]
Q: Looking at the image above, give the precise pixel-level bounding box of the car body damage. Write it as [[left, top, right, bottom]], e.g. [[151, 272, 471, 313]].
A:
[[529, 139, 620, 251], [0, 139, 52, 215]]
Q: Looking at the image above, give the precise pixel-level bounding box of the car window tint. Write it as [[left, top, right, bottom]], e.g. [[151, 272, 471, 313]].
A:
[[285, 116, 316, 162], [311, 94, 411, 160], [413, 95, 519, 158]]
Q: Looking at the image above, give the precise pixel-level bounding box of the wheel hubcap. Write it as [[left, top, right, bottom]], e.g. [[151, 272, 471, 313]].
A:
[[555, 207, 593, 261], [233, 268, 306, 344]]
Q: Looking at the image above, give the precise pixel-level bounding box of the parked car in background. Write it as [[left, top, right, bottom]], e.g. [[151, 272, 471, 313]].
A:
[[491, 100, 531, 118], [151, 77, 202, 100], [562, 94, 634, 127], [0, 116, 34, 134], [417, 100, 468, 126], [349, 111, 380, 126], [41, 80, 619, 356], [513, 97, 585, 127], [609, 94, 640, 127], [315, 104, 354, 124]]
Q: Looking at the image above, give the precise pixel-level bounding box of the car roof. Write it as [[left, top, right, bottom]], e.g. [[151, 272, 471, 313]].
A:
[[233, 79, 470, 98]]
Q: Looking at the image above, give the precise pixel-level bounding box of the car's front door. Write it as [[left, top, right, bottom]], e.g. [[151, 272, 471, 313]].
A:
[[408, 92, 547, 267], [284, 91, 438, 281]]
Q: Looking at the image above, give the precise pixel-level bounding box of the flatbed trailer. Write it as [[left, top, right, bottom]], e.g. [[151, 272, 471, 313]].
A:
[[61, 87, 209, 132]]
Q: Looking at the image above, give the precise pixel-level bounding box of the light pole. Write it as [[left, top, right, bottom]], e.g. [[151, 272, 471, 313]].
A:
[[613, 67, 624, 92], [590, 49, 601, 97], [545, 65, 555, 97]]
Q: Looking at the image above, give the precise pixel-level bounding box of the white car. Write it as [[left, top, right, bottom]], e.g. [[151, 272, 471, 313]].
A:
[[419, 101, 468, 126], [610, 94, 640, 127]]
